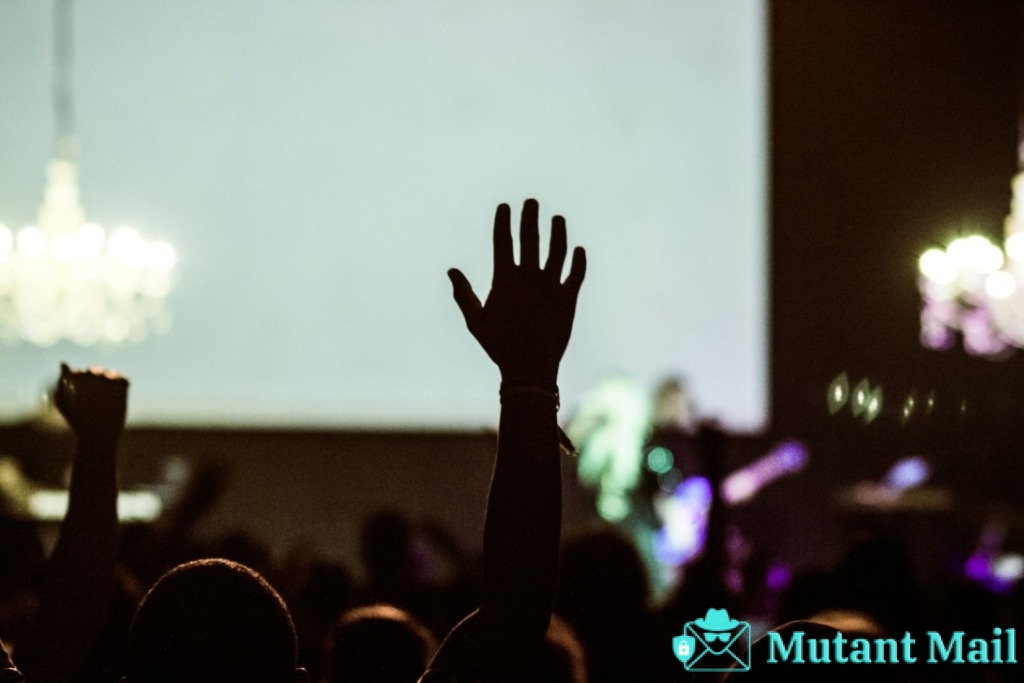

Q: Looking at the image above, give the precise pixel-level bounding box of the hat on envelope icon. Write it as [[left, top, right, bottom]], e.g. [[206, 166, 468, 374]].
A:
[[694, 608, 740, 632]]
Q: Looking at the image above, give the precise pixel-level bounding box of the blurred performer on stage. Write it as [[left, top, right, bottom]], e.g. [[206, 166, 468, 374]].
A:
[[567, 374, 702, 597]]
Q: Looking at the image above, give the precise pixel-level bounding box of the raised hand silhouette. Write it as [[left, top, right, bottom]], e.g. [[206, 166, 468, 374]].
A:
[[18, 364, 129, 683], [423, 200, 587, 682], [447, 199, 585, 386], [55, 362, 129, 445]]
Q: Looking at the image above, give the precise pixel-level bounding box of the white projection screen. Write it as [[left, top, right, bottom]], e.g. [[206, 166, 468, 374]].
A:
[[0, 1, 767, 431]]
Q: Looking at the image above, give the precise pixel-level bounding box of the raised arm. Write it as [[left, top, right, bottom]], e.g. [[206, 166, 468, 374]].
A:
[[424, 199, 585, 679], [19, 364, 128, 683]]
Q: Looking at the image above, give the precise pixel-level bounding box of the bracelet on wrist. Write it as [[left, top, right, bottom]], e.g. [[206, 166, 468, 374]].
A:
[[499, 380, 560, 409]]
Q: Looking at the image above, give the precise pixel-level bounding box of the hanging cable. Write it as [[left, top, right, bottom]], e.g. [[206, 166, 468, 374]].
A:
[[53, 0, 76, 160]]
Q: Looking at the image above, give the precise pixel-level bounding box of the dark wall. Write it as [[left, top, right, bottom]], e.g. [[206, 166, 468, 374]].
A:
[[2, 425, 504, 575]]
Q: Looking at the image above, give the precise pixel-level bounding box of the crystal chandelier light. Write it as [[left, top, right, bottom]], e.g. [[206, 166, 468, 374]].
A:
[[0, 0, 177, 347], [918, 172, 1024, 357]]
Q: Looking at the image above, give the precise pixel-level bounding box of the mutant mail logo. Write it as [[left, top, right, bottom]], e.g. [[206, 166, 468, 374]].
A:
[[673, 608, 751, 672]]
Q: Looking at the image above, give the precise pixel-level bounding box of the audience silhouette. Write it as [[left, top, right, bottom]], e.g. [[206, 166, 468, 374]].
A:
[[126, 558, 305, 683], [0, 198, 1021, 683], [321, 604, 435, 683]]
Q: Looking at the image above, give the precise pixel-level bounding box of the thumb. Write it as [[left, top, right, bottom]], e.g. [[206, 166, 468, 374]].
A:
[[56, 363, 74, 410], [447, 268, 483, 328]]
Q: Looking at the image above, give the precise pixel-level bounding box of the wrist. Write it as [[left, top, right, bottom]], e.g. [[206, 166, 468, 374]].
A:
[[499, 378, 560, 409], [75, 430, 122, 452], [499, 360, 559, 387]]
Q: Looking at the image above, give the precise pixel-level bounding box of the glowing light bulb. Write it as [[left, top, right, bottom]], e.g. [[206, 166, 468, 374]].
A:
[[104, 317, 130, 343], [978, 242, 1005, 273], [946, 238, 971, 269], [0, 159, 178, 347], [919, 248, 956, 284], [986, 270, 1017, 299], [964, 235, 997, 271], [946, 235, 996, 272], [17, 226, 48, 259], [1006, 233, 1024, 262], [146, 241, 177, 273], [77, 223, 106, 259], [108, 226, 147, 267], [51, 233, 79, 262]]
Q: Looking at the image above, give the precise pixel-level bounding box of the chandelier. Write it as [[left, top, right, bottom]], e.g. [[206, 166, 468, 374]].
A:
[[0, 0, 177, 347], [918, 171, 1024, 357]]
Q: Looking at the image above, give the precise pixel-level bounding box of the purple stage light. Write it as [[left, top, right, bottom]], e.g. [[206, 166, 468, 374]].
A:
[[766, 563, 792, 593], [883, 456, 930, 491]]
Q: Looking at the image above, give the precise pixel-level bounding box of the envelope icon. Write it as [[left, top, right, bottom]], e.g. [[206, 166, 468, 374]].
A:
[[681, 621, 751, 672]]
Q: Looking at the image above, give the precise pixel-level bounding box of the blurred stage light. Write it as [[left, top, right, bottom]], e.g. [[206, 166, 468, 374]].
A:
[[721, 439, 808, 504], [654, 475, 712, 567], [993, 554, 1024, 582], [826, 372, 849, 414], [653, 441, 808, 569], [0, 0, 177, 346], [852, 379, 870, 416], [766, 562, 792, 593], [883, 456, 930, 491], [900, 392, 916, 424], [0, 162, 177, 346], [863, 385, 883, 424], [27, 488, 163, 522], [848, 378, 883, 423], [645, 446, 674, 474], [918, 173, 1024, 356]]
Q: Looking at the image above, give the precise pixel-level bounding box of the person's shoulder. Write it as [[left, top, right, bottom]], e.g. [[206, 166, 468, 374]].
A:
[[0, 640, 24, 683], [0, 667, 25, 683]]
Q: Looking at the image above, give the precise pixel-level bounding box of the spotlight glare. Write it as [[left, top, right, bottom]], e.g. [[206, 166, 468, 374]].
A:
[[852, 379, 870, 416], [864, 386, 883, 424], [827, 372, 849, 414], [919, 248, 956, 284], [986, 270, 1017, 300], [1006, 233, 1024, 261]]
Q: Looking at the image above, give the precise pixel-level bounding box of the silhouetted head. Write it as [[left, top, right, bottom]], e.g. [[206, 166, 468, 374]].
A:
[[524, 615, 588, 683], [0, 515, 46, 593], [555, 528, 650, 681], [1, 637, 23, 682], [835, 535, 920, 633], [321, 604, 435, 683], [557, 527, 649, 629], [127, 558, 305, 683]]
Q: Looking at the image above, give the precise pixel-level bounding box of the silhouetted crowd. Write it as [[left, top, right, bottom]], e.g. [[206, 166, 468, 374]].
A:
[[2, 202, 1023, 682]]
